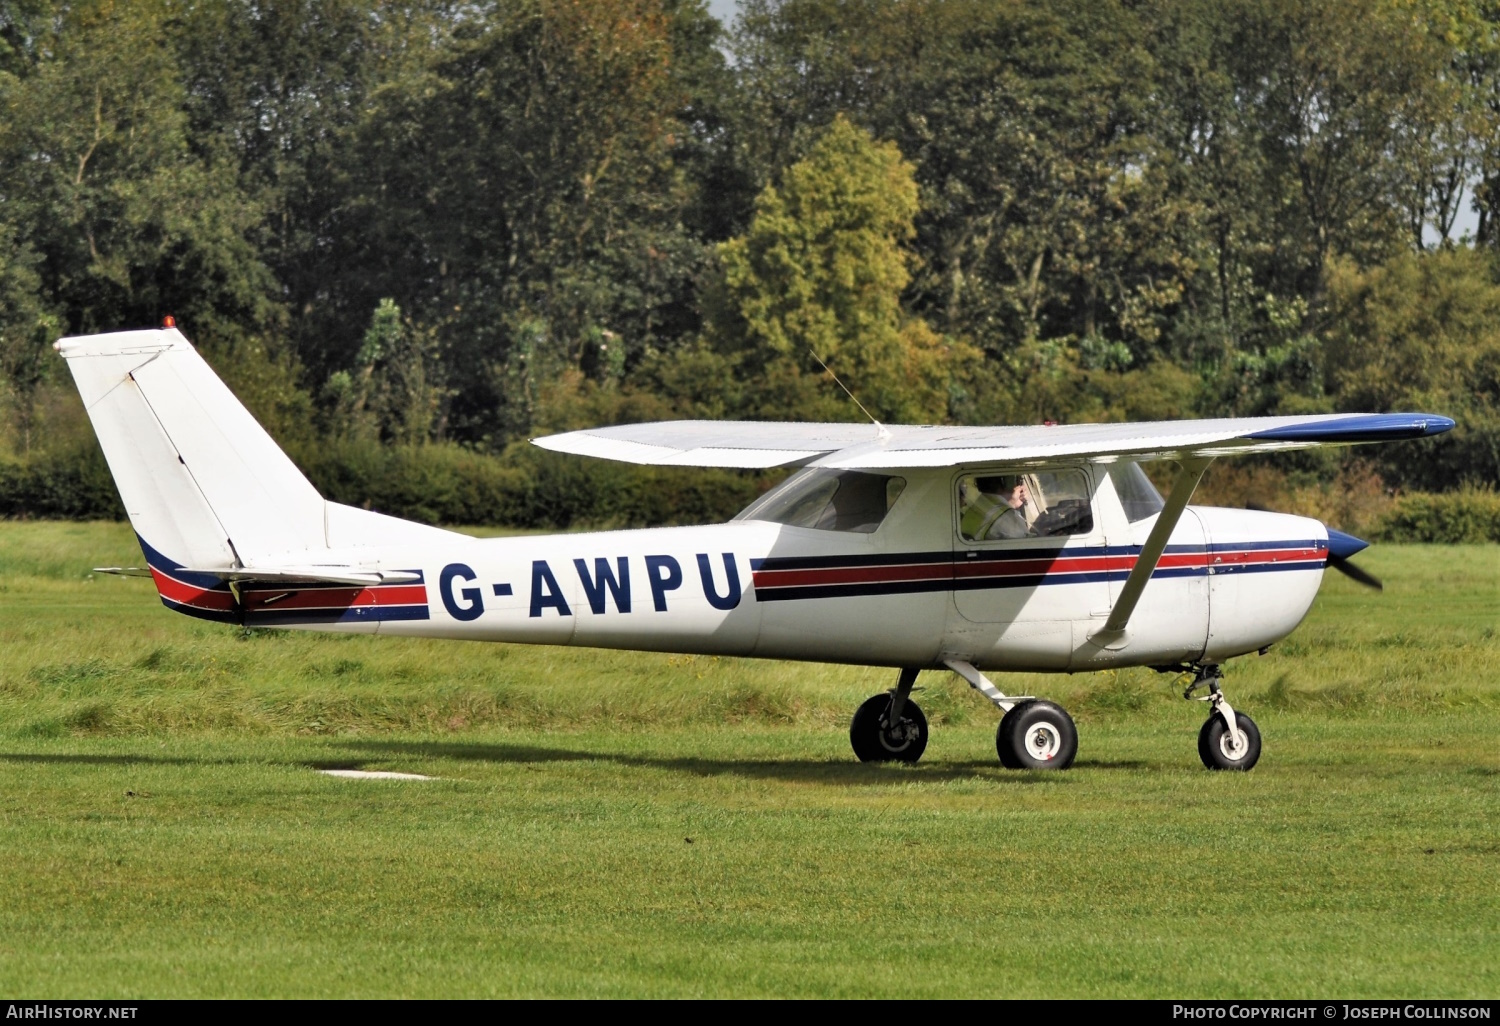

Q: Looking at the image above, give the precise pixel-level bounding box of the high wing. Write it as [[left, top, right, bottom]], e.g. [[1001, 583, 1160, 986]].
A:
[[532, 413, 1455, 469], [532, 420, 882, 468]]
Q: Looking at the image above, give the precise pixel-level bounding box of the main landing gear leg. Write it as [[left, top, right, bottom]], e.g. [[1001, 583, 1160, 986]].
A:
[[944, 659, 1078, 770], [849, 668, 929, 764], [1184, 665, 1262, 771]]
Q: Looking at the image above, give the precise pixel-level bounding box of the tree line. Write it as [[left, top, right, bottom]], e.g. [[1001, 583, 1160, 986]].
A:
[[1, 0, 1497, 529]]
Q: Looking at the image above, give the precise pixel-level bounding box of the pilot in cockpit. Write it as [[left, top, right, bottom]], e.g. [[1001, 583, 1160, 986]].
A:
[[959, 474, 1037, 540]]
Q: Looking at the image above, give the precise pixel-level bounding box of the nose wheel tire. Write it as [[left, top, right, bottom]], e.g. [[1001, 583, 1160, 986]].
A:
[[1198, 711, 1262, 771], [850, 693, 929, 763], [997, 700, 1077, 770]]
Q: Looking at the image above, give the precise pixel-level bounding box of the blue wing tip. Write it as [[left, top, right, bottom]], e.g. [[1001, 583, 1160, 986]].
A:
[[1248, 413, 1455, 443]]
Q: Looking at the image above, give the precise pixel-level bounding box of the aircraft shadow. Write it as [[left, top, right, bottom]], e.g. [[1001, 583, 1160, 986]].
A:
[[334, 738, 1106, 785], [0, 752, 223, 767], [0, 746, 1154, 781]]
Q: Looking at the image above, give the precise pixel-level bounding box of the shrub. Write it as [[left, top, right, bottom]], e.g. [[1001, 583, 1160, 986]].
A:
[[291, 439, 765, 529], [0, 435, 766, 529], [0, 446, 124, 519], [1371, 487, 1500, 543], [293, 439, 530, 526]]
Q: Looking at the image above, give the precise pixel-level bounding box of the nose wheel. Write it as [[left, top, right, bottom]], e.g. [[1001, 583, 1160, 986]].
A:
[[1184, 665, 1262, 771], [1198, 711, 1261, 770]]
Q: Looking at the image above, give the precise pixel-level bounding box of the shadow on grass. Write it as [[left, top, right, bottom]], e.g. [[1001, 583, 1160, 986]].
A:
[[1072, 759, 1153, 770], [0, 744, 1160, 782], [0, 752, 226, 767], [329, 739, 1152, 785]]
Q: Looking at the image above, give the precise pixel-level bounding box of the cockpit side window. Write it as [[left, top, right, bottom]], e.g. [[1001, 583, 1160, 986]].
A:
[[735, 469, 907, 534], [957, 468, 1093, 541], [1108, 461, 1166, 523]]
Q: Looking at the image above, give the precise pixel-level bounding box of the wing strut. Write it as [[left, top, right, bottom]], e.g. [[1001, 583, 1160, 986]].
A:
[[1093, 457, 1213, 640]]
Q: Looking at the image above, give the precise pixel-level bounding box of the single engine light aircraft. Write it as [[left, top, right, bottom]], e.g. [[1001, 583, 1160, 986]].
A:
[[57, 326, 1454, 771]]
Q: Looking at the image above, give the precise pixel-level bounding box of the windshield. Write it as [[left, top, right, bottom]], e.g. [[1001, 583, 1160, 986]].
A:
[[735, 469, 907, 534], [1109, 461, 1165, 523]]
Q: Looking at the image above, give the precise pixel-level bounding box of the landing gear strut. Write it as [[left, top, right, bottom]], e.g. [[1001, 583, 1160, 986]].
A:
[[850, 668, 929, 763], [1183, 665, 1261, 771]]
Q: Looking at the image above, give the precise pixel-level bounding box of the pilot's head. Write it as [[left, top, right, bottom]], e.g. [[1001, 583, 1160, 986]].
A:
[[979, 475, 1028, 509]]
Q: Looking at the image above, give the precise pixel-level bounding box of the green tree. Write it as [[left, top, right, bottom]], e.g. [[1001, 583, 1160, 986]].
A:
[[1146, 0, 1466, 409], [326, 299, 443, 445], [0, 224, 57, 453], [729, 1, 1193, 365], [0, 0, 294, 456], [166, 0, 470, 379], [329, 0, 710, 444], [708, 115, 964, 423], [0, 0, 279, 345], [1323, 247, 1500, 489]]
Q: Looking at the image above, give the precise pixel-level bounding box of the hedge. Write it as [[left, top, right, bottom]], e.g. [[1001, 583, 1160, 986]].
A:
[[0, 439, 765, 529], [1371, 486, 1500, 543], [0, 446, 124, 520]]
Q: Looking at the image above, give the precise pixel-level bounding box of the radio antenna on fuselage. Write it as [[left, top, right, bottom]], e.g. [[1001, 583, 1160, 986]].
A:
[[808, 349, 892, 443]]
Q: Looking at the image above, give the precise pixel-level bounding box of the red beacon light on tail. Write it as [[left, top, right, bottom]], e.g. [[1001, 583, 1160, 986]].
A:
[[162, 315, 176, 329]]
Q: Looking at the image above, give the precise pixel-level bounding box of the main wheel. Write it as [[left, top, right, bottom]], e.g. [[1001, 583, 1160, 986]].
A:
[[996, 700, 1078, 770], [849, 693, 929, 763], [1198, 711, 1261, 771]]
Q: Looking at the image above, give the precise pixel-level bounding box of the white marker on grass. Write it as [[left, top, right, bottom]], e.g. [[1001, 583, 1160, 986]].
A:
[[318, 769, 436, 781]]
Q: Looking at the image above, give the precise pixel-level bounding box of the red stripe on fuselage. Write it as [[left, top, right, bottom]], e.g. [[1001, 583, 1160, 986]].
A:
[[149, 568, 429, 616], [752, 545, 1326, 590], [150, 568, 236, 611], [753, 561, 951, 589], [954, 553, 1130, 580], [240, 583, 428, 613], [1201, 545, 1324, 567]]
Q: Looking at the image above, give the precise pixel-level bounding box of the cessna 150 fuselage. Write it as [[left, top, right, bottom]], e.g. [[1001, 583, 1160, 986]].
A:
[[57, 327, 1454, 771]]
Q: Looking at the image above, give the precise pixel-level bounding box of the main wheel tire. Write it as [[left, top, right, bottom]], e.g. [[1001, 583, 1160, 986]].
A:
[[1198, 711, 1262, 771], [996, 700, 1078, 770], [849, 693, 929, 763]]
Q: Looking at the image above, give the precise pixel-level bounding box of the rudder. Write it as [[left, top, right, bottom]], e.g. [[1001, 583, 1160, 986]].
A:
[[55, 327, 326, 569]]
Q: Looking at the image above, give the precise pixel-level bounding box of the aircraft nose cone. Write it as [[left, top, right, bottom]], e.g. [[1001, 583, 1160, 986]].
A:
[[1325, 527, 1370, 561]]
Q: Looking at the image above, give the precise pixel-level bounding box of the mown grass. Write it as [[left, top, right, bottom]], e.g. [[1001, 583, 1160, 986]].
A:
[[0, 521, 1495, 997]]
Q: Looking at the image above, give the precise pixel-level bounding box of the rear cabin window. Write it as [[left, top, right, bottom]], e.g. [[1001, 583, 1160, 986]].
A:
[[958, 469, 1093, 542], [735, 469, 907, 534], [1109, 462, 1166, 523]]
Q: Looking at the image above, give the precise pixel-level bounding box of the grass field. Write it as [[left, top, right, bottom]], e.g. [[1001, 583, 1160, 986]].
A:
[[0, 521, 1496, 997]]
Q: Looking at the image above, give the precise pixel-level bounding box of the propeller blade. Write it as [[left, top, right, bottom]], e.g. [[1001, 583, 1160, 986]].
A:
[[1328, 556, 1383, 591]]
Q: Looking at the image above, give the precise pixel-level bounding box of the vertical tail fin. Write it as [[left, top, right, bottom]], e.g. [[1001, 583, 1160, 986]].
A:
[[55, 327, 327, 568]]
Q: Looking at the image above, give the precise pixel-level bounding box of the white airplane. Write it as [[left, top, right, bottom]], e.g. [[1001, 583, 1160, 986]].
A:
[[56, 326, 1454, 771]]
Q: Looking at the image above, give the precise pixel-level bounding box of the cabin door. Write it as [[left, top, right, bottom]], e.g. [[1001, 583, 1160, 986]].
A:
[[950, 466, 1110, 668]]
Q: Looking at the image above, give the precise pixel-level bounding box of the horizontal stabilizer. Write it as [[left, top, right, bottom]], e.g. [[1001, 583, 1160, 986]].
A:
[[97, 563, 421, 587], [179, 566, 423, 587]]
